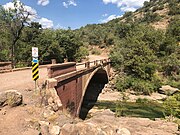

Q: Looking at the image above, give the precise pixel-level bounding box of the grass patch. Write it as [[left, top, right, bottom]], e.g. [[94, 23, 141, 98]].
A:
[[95, 101, 165, 120]]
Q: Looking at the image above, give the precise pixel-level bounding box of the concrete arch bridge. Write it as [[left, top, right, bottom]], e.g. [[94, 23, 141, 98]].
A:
[[46, 59, 111, 119]]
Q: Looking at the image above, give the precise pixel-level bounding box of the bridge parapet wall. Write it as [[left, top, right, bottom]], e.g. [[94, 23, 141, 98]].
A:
[[47, 62, 76, 78]]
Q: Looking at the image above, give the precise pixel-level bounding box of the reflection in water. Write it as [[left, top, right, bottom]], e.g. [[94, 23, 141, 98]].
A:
[[79, 82, 105, 120]]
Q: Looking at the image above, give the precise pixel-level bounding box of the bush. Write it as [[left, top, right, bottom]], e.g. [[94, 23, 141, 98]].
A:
[[152, 5, 164, 12], [91, 48, 101, 55], [75, 46, 89, 62], [115, 75, 133, 92], [162, 54, 180, 76], [131, 79, 155, 95], [142, 12, 162, 23], [168, 0, 180, 15], [163, 93, 180, 119], [136, 98, 149, 103], [167, 78, 180, 89], [115, 75, 161, 95]]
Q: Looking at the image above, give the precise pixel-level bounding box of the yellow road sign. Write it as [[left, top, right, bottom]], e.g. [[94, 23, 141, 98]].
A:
[[32, 62, 39, 81]]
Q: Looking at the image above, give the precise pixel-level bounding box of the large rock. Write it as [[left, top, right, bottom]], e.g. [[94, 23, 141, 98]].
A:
[[49, 125, 61, 135], [60, 109, 131, 135], [159, 85, 179, 95], [60, 109, 179, 135], [0, 90, 23, 107]]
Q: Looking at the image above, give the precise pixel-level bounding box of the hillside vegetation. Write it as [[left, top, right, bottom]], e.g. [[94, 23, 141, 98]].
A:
[[76, 0, 180, 47], [75, 0, 180, 93]]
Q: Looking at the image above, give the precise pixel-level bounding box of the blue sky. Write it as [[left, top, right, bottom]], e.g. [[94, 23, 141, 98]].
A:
[[0, 0, 149, 29]]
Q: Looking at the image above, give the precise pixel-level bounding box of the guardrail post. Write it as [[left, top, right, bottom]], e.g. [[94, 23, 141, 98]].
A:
[[94, 60, 96, 66], [51, 59, 56, 64], [85, 62, 90, 68], [95, 60, 98, 66]]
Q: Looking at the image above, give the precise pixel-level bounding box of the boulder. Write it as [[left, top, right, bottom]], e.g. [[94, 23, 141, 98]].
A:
[[49, 125, 61, 135], [159, 85, 179, 95], [60, 109, 131, 135], [60, 109, 179, 135], [0, 90, 23, 107], [39, 121, 50, 135], [40, 125, 50, 135]]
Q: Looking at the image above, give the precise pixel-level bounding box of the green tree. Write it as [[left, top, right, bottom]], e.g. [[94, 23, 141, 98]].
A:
[[167, 17, 180, 41], [15, 22, 42, 65], [55, 29, 82, 61], [0, 0, 35, 68]]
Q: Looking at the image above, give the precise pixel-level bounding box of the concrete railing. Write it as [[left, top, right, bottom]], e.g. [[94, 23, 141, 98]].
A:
[[47, 58, 110, 78], [47, 62, 76, 78], [46, 58, 111, 88], [76, 58, 110, 69]]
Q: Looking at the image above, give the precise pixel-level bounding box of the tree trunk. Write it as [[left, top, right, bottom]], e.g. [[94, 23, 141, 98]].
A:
[[11, 41, 16, 69]]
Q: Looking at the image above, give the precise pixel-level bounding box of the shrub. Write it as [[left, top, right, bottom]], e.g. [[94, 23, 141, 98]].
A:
[[91, 48, 101, 55], [136, 98, 149, 103], [75, 46, 89, 62], [115, 75, 133, 92], [167, 78, 180, 89], [115, 75, 161, 95], [162, 53, 180, 76], [163, 93, 180, 119], [168, 0, 180, 15], [131, 79, 155, 95], [142, 12, 162, 23]]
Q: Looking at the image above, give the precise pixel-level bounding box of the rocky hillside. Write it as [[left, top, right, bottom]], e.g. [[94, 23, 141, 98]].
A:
[[76, 0, 180, 48], [111, 0, 180, 30]]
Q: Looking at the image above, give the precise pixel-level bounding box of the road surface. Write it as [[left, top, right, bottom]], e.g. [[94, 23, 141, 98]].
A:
[[0, 55, 108, 92], [0, 67, 48, 92]]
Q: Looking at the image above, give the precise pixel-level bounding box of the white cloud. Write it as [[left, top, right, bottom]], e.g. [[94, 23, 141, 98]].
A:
[[102, 13, 108, 17], [63, 0, 77, 8], [37, 0, 49, 6], [100, 14, 122, 23], [54, 24, 66, 29], [102, 0, 150, 11], [39, 17, 54, 29], [3, 1, 53, 29], [3, 1, 37, 20], [63, 2, 68, 8], [121, 6, 136, 12]]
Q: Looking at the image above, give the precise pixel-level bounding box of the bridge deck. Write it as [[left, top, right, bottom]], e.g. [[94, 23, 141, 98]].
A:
[[0, 57, 109, 92]]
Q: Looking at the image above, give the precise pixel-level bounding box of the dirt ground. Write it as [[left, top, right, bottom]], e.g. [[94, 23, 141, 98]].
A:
[[0, 91, 44, 135]]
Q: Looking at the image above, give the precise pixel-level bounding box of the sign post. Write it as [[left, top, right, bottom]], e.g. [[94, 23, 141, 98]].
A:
[[32, 47, 39, 90]]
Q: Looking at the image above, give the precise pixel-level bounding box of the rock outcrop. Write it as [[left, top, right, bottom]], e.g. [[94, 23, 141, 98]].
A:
[[0, 90, 23, 107], [60, 110, 130, 135], [59, 109, 179, 135], [159, 85, 179, 95]]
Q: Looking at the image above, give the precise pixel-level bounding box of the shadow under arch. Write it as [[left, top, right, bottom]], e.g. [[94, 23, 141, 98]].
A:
[[79, 68, 108, 120]]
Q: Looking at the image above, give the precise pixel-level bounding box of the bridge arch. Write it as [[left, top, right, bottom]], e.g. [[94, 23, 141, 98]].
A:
[[46, 59, 111, 118], [78, 66, 109, 119]]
